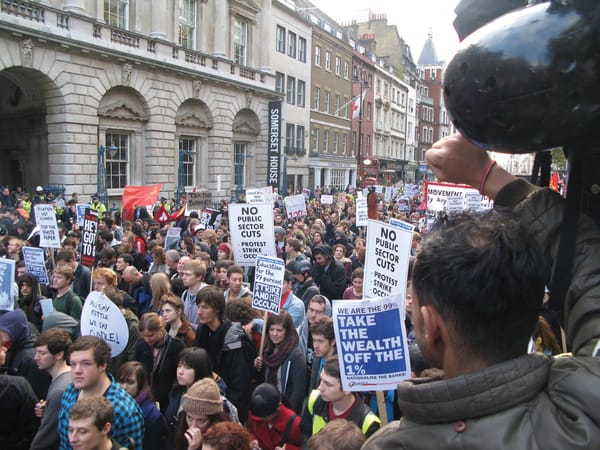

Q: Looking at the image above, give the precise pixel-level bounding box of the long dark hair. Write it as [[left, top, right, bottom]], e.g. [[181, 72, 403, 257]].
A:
[[116, 361, 154, 401], [174, 347, 213, 390], [263, 310, 298, 355], [173, 410, 229, 450]]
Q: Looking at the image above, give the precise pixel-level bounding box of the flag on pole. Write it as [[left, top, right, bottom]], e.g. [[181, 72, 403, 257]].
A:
[[351, 93, 363, 119], [122, 184, 162, 210], [549, 172, 560, 192]]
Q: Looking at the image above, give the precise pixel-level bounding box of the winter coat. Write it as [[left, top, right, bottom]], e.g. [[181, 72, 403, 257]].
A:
[[260, 344, 306, 414], [363, 180, 600, 449], [311, 244, 347, 300]]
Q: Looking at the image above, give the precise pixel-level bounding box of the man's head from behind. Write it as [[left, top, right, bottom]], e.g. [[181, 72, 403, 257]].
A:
[[68, 396, 114, 450], [412, 210, 545, 371]]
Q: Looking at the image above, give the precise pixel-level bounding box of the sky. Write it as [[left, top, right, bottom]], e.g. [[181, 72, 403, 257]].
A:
[[310, 0, 461, 63]]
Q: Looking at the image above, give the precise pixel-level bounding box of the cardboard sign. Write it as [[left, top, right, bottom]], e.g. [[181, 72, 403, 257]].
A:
[[284, 194, 307, 220], [80, 291, 129, 357], [34, 204, 61, 248], [229, 203, 276, 267], [252, 255, 285, 315], [188, 191, 213, 211], [333, 295, 411, 391], [81, 209, 98, 268], [0, 258, 15, 310], [321, 194, 334, 205], [22, 246, 49, 285], [363, 219, 413, 302]]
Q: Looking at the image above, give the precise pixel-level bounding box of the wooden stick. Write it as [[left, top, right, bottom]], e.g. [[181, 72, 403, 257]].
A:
[[258, 311, 268, 358], [376, 391, 388, 425]]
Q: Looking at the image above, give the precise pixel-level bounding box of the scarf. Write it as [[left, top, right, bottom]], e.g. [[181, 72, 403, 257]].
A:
[[263, 332, 299, 386]]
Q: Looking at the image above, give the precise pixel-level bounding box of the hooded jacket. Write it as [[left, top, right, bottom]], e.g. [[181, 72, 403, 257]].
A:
[[311, 245, 347, 300], [17, 273, 43, 330]]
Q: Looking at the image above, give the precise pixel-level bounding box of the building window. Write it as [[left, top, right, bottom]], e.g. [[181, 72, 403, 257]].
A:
[[367, 102, 372, 121], [333, 132, 339, 153], [312, 128, 319, 152], [297, 80, 306, 107], [178, 0, 196, 49], [296, 125, 305, 152], [323, 130, 329, 152], [105, 0, 129, 29], [344, 61, 349, 79], [325, 51, 331, 71], [286, 124, 295, 150], [179, 137, 197, 187], [342, 133, 347, 154], [104, 132, 129, 189], [344, 96, 349, 118], [324, 91, 330, 114], [275, 72, 285, 94], [314, 46, 321, 66], [276, 26, 286, 53], [298, 37, 307, 62], [234, 142, 246, 189], [334, 95, 340, 116], [330, 169, 344, 189], [288, 31, 296, 58], [286, 76, 296, 105], [233, 17, 249, 66], [335, 56, 341, 76]]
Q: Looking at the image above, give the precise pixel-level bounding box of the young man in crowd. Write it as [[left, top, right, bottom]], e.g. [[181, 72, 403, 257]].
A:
[[298, 294, 332, 384], [223, 264, 252, 303], [181, 259, 208, 329], [279, 270, 305, 328], [67, 396, 122, 450], [51, 265, 83, 321], [308, 316, 337, 392]]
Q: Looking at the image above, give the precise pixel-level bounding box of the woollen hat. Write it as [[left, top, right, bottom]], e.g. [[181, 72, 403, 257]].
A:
[[182, 378, 223, 416], [217, 243, 230, 253]]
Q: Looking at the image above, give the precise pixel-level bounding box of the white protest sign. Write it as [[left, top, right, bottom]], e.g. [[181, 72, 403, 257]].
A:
[[229, 203, 276, 267], [76, 203, 91, 227], [252, 255, 285, 315], [425, 182, 493, 230], [246, 186, 274, 205], [165, 227, 181, 251], [39, 298, 54, 316], [321, 194, 334, 205], [80, 291, 129, 357], [0, 258, 15, 310], [446, 196, 463, 212], [22, 246, 49, 285], [363, 219, 413, 301], [284, 194, 307, 220], [355, 197, 368, 227], [333, 295, 411, 391], [34, 204, 61, 248]]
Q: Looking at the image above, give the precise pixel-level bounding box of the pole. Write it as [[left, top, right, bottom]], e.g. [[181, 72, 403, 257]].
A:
[[357, 79, 363, 188]]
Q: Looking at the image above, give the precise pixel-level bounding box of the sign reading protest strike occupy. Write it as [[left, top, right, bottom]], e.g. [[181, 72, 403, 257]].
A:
[[252, 255, 285, 315], [363, 219, 413, 301], [284, 194, 307, 220], [80, 291, 129, 357], [0, 258, 15, 310], [333, 295, 411, 391], [22, 247, 49, 285], [268, 100, 282, 189], [229, 203, 276, 267], [81, 209, 98, 268], [34, 204, 61, 248]]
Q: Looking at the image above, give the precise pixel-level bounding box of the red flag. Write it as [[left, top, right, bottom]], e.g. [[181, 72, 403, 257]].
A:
[[549, 172, 560, 192], [351, 94, 363, 119], [122, 184, 162, 210]]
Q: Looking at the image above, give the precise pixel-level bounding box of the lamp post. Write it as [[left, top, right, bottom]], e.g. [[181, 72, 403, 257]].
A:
[[354, 73, 370, 187], [176, 148, 196, 203], [97, 144, 118, 208]]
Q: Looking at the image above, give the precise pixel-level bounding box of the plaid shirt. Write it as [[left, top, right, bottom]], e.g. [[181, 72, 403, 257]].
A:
[[58, 376, 145, 450]]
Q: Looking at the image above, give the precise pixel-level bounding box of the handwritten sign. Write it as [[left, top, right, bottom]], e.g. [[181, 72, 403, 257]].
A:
[[246, 186, 274, 205], [0, 258, 15, 310], [355, 197, 368, 227], [22, 246, 49, 285], [333, 295, 411, 391], [284, 194, 307, 220], [229, 203, 276, 267], [188, 191, 213, 211], [252, 255, 285, 314], [321, 194, 333, 205], [425, 181, 492, 230], [34, 204, 61, 248], [80, 291, 129, 357], [81, 209, 98, 268]]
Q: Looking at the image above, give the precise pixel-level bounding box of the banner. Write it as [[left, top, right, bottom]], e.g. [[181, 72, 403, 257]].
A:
[[320, 194, 333, 205], [80, 291, 129, 357], [333, 295, 411, 391], [22, 247, 49, 285], [81, 209, 98, 268], [284, 194, 307, 220], [425, 181, 492, 230], [363, 219, 413, 302], [252, 255, 285, 315], [267, 100, 282, 189], [0, 258, 15, 310], [122, 183, 162, 210], [229, 203, 276, 267], [34, 204, 61, 248]]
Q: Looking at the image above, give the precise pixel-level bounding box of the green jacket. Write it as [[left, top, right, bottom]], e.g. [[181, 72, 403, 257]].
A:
[[52, 290, 82, 321]]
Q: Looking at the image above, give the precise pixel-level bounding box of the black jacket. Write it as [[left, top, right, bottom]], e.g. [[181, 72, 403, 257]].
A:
[[311, 245, 347, 300]]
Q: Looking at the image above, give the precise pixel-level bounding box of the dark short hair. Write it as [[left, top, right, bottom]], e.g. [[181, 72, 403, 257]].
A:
[[413, 209, 545, 364], [226, 264, 244, 278], [35, 328, 72, 357], [196, 285, 226, 321], [225, 297, 258, 325], [69, 396, 114, 431], [69, 336, 112, 368], [322, 355, 341, 381], [250, 383, 281, 417], [310, 316, 335, 341], [117, 253, 134, 266]]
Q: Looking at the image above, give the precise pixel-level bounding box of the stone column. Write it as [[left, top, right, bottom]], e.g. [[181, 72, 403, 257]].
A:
[[258, 0, 271, 71], [213, 0, 228, 57], [150, 0, 167, 39], [63, 0, 86, 14]]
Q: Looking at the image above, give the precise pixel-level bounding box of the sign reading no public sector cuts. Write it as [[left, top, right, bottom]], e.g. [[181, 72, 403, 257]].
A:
[[81, 209, 98, 268], [229, 203, 276, 267], [34, 204, 61, 248], [252, 255, 285, 315], [333, 295, 411, 391], [363, 219, 413, 302], [22, 246, 49, 285]]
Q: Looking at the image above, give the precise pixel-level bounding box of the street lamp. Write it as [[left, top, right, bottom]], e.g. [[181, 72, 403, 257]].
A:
[[353, 73, 370, 187], [176, 148, 197, 203], [97, 144, 118, 207]]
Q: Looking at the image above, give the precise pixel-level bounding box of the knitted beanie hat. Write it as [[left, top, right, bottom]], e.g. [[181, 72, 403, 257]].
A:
[[182, 378, 223, 416]]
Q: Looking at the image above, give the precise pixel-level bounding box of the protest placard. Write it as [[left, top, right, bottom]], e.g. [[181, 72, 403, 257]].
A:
[[39, 298, 54, 316], [165, 227, 182, 251], [0, 258, 15, 310], [188, 191, 213, 211], [80, 291, 129, 356], [22, 246, 49, 284], [333, 295, 411, 391], [252, 255, 285, 315], [76, 203, 91, 227], [446, 196, 464, 212], [397, 198, 410, 213], [81, 209, 98, 268], [425, 181, 492, 229], [284, 194, 307, 220], [355, 197, 368, 227], [320, 194, 333, 205], [246, 186, 274, 205], [199, 208, 221, 230], [337, 192, 346, 210], [34, 204, 61, 248], [363, 219, 413, 301], [229, 203, 276, 267]]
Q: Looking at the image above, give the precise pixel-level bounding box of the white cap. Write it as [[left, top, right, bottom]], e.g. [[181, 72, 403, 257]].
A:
[[35, 185, 43, 192]]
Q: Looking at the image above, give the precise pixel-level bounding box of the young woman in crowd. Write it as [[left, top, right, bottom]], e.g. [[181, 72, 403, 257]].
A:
[[148, 246, 168, 275], [116, 361, 165, 450], [17, 273, 44, 330], [150, 272, 172, 313], [343, 268, 365, 300], [253, 311, 306, 413], [216, 242, 233, 261], [160, 293, 196, 346]]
